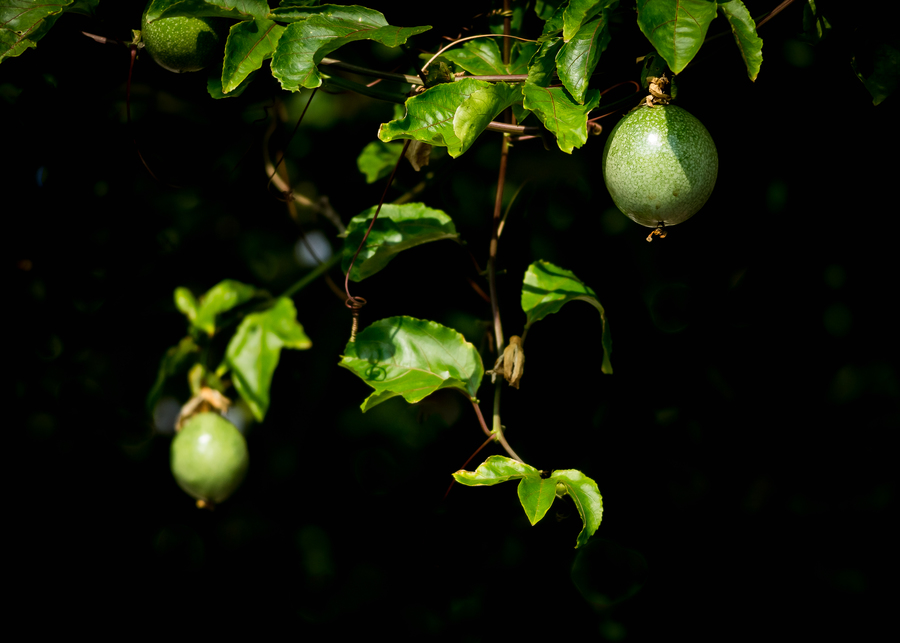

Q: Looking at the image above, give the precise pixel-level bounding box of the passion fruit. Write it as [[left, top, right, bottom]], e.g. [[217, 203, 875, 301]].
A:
[[170, 412, 248, 505], [602, 105, 718, 227], [140, 3, 228, 73]]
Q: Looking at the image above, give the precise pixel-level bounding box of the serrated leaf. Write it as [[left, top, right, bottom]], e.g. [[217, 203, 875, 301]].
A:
[[718, 0, 762, 81], [527, 38, 562, 87], [221, 18, 285, 93], [550, 469, 603, 548], [357, 140, 402, 183], [267, 2, 370, 22], [207, 66, 256, 98], [0, 0, 67, 63], [508, 41, 538, 75], [145, 0, 268, 21], [146, 336, 201, 414], [440, 38, 505, 76], [636, 0, 718, 74], [341, 203, 460, 282], [452, 455, 540, 486], [339, 316, 483, 411], [539, 2, 566, 42], [557, 13, 611, 104], [518, 476, 558, 525], [222, 297, 311, 421], [522, 261, 612, 374], [192, 279, 258, 336], [379, 79, 520, 157], [563, 0, 615, 42], [270, 9, 429, 91], [522, 84, 600, 153]]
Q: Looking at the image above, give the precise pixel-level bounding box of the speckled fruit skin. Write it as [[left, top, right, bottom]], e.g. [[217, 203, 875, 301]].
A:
[[170, 412, 249, 504], [141, 4, 227, 73], [602, 105, 718, 227]]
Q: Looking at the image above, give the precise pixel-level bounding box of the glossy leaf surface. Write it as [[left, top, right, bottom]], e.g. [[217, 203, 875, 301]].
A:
[[636, 0, 718, 74], [518, 476, 558, 525], [552, 469, 603, 548], [379, 80, 520, 157], [718, 0, 762, 81], [222, 297, 311, 421], [341, 203, 460, 282], [557, 13, 611, 104], [562, 0, 614, 41], [356, 140, 402, 183], [453, 455, 603, 547], [522, 85, 600, 153], [188, 279, 258, 336], [144, 0, 267, 21], [522, 261, 612, 374], [339, 316, 483, 411], [0, 0, 72, 63], [270, 8, 429, 91], [221, 18, 285, 93]]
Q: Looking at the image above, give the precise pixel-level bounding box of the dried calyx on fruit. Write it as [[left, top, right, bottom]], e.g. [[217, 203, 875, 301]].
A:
[[140, 2, 228, 73]]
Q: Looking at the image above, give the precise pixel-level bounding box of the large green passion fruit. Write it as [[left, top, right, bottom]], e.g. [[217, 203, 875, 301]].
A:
[[140, 2, 228, 73], [170, 412, 248, 505], [602, 105, 718, 228]]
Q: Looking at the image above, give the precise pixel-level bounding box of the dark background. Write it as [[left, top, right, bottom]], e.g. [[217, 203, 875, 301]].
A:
[[8, 1, 896, 638]]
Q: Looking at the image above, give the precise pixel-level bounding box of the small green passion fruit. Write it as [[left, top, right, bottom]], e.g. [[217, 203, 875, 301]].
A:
[[140, 3, 227, 73], [602, 105, 718, 228], [170, 412, 248, 506]]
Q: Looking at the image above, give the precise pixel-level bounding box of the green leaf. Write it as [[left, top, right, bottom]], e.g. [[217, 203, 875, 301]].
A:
[[439, 38, 505, 76], [508, 42, 539, 75], [221, 297, 311, 421], [453, 455, 604, 547], [174, 287, 199, 322], [192, 279, 259, 336], [453, 455, 540, 486], [0, 0, 67, 63], [341, 203, 460, 282], [267, 2, 366, 22], [221, 18, 285, 93], [270, 9, 429, 91], [527, 38, 562, 87], [379, 79, 520, 158], [146, 336, 201, 414], [207, 66, 256, 98], [717, 0, 763, 81], [636, 0, 718, 74], [518, 476, 558, 525], [557, 13, 611, 104], [144, 0, 268, 21], [522, 260, 612, 374], [539, 2, 566, 42], [550, 469, 603, 548], [339, 316, 483, 411], [563, 0, 615, 42], [522, 84, 600, 153], [356, 140, 403, 184]]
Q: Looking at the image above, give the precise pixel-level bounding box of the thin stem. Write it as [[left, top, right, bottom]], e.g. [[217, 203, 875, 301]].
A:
[[487, 133, 509, 351], [320, 57, 422, 85], [280, 253, 343, 299]]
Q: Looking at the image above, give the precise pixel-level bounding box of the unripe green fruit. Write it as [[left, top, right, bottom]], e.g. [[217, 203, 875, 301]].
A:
[[602, 105, 718, 227], [140, 3, 227, 73], [170, 412, 248, 505]]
